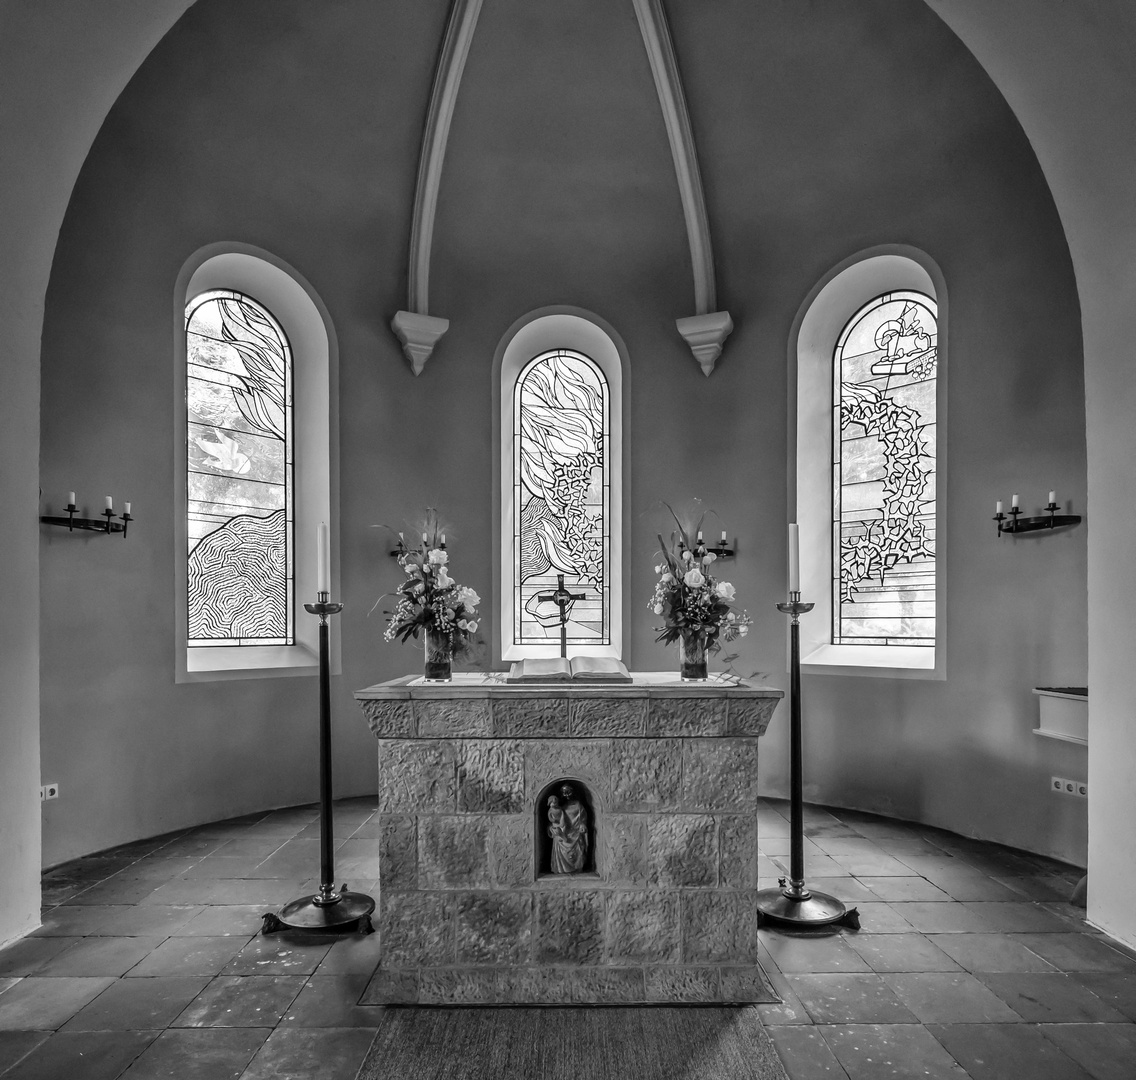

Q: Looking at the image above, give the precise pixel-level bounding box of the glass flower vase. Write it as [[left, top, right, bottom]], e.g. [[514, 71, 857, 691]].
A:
[[678, 628, 709, 681], [424, 626, 453, 682]]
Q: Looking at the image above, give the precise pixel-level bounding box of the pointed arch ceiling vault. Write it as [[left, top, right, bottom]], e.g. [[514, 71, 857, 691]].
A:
[[391, 0, 732, 376]]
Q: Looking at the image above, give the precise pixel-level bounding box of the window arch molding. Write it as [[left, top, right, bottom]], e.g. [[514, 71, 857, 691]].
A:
[[789, 246, 947, 679], [174, 243, 339, 682], [492, 307, 630, 664]]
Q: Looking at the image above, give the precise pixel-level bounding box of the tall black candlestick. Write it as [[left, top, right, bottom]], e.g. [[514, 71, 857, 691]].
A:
[[756, 592, 859, 930], [262, 593, 374, 935]]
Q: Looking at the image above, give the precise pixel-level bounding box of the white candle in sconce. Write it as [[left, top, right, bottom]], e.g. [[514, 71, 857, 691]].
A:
[[1049, 491, 1057, 505], [788, 523, 801, 595], [440, 533, 446, 547], [105, 496, 113, 511], [68, 492, 76, 507], [1011, 493, 1020, 509], [422, 532, 428, 545], [996, 500, 1003, 515], [720, 530, 728, 543], [124, 502, 131, 515], [317, 522, 329, 596]]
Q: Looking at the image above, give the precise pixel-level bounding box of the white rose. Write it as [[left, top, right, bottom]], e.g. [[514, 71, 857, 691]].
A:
[[654, 564, 664, 574], [703, 552, 717, 564], [436, 569, 453, 587], [427, 548, 449, 566], [653, 604, 664, 615], [738, 625, 748, 636], [661, 573, 674, 584], [715, 581, 736, 601], [684, 568, 705, 587], [683, 550, 693, 562], [460, 587, 481, 609]]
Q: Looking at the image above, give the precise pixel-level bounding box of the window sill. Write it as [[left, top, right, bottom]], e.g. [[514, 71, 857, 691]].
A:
[[178, 643, 320, 683], [801, 643, 940, 680]]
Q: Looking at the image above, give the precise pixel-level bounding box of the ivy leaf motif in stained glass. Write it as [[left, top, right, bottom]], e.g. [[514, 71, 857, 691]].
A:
[[834, 292, 936, 647]]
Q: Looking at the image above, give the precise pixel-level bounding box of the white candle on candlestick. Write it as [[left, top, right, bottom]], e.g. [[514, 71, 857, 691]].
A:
[[440, 533, 446, 547], [317, 522, 329, 595], [1049, 491, 1056, 505], [788, 523, 800, 594], [996, 500, 1003, 515], [422, 532, 428, 545], [720, 530, 727, 543], [124, 502, 131, 515], [68, 491, 75, 507], [105, 496, 113, 511], [1011, 493, 1019, 509]]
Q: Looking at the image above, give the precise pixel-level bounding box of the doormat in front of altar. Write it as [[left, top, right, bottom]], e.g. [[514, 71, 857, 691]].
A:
[[354, 1005, 790, 1080]]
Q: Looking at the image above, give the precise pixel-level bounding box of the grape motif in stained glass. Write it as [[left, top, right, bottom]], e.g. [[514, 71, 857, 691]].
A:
[[186, 290, 294, 646], [833, 291, 936, 646], [514, 350, 609, 646]]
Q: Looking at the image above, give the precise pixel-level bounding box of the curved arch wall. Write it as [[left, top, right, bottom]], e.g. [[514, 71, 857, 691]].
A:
[[33, 0, 1087, 881]]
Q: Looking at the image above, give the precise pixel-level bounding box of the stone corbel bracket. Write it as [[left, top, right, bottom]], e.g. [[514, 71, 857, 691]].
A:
[[632, 0, 733, 375], [676, 310, 734, 378], [392, 0, 484, 375]]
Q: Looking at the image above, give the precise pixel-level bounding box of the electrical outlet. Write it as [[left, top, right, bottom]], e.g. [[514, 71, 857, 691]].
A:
[[42, 783, 59, 800], [1051, 775, 1087, 799]]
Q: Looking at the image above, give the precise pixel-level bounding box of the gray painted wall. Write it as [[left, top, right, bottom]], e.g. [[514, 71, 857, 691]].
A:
[[38, 0, 1088, 870]]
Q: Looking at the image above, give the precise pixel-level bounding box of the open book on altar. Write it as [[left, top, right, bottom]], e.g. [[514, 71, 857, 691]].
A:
[[507, 656, 632, 683]]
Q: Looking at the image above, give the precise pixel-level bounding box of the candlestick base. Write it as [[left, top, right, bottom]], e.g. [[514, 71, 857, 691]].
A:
[[756, 883, 859, 930], [262, 888, 374, 935]]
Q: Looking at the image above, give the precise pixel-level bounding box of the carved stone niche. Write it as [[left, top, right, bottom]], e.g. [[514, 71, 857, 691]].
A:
[[535, 778, 598, 880]]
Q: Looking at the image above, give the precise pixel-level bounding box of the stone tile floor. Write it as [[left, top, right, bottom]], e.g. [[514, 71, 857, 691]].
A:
[[0, 796, 1132, 1079]]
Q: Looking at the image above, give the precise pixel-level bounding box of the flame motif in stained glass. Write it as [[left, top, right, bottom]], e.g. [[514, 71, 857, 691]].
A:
[[833, 291, 936, 646], [513, 350, 609, 646], [186, 290, 294, 646]]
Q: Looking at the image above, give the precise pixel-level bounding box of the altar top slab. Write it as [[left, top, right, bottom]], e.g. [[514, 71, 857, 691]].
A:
[[355, 673, 784, 740], [357, 671, 782, 695]]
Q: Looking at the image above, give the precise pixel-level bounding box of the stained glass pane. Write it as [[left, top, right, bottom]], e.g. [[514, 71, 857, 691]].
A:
[[513, 350, 609, 646], [833, 291, 936, 646], [186, 290, 294, 646]]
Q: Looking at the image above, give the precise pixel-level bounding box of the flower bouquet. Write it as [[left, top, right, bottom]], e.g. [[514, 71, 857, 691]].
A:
[[383, 515, 480, 682], [650, 506, 751, 680]]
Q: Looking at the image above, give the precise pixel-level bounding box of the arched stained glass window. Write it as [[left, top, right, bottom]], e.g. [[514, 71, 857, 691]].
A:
[[833, 290, 937, 647], [513, 349, 610, 647], [185, 289, 294, 646]]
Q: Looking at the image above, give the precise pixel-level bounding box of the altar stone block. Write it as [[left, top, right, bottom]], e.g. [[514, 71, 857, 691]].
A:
[[356, 673, 783, 1005]]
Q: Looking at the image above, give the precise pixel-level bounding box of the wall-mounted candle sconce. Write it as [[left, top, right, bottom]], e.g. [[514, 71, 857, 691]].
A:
[[994, 491, 1080, 537], [41, 493, 133, 537], [704, 529, 735, 560], [390, 530, 447, 557]]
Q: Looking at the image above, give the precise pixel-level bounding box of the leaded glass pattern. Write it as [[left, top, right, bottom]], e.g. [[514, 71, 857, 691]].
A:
[[186, 290, 294, 646], [513, 350, 610, 646], [833, 291, 936, 646]]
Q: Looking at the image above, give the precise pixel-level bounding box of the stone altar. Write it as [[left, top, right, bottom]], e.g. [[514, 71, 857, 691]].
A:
[[355, 672, 783, 1004]]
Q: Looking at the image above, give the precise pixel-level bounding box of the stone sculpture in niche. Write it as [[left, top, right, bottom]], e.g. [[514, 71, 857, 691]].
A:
[[547, 783, 589, 874]]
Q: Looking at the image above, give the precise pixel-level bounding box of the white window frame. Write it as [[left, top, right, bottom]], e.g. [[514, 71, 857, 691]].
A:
[[174, 246, 339, 682], [791, 249, 947, 679], [493, 308, 628, 663]]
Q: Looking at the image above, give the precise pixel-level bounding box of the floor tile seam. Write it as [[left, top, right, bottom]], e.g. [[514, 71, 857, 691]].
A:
[[874, 971, 1033, 1023], [971, 970, 1136, 1024]]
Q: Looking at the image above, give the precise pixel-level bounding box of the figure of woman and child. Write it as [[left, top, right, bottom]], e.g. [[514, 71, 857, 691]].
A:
[[546, 783, 589, 874]]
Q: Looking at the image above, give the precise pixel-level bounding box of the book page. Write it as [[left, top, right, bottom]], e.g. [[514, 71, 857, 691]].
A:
[[568, 656, 632, 681], [508, 657, 572, 682]]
